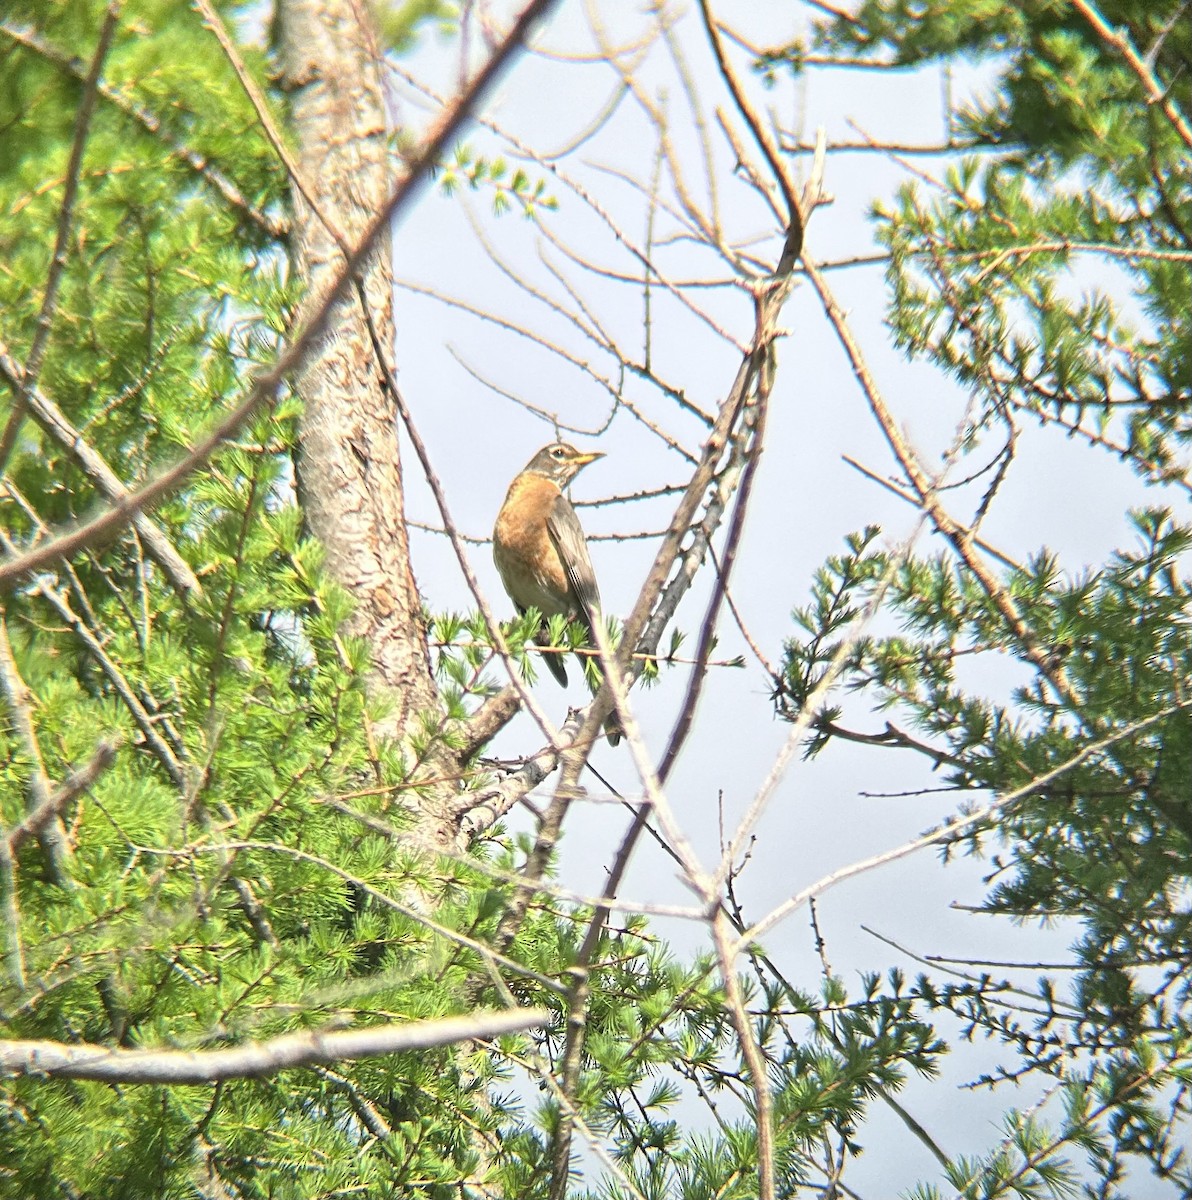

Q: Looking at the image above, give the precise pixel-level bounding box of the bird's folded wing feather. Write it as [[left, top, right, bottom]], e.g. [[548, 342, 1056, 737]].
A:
[[546, 495, 601, 629]]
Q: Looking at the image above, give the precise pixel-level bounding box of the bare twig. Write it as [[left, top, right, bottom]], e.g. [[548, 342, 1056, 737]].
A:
[[842, 454, 1027, 574], [711, 907, 775, 1197], [388, 60, 749, 348], [698, 1, 804, 273], [0, 348, 201, 597], [708, 541, 781, 682], [0, 0, 561, 588], [0, 2, 122, 474], [312, 1066, 393, 1141], [0, 1008, 550, 1082]]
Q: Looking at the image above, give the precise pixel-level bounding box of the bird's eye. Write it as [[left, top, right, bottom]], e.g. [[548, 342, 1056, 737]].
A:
[[552, 447, 566, 458]]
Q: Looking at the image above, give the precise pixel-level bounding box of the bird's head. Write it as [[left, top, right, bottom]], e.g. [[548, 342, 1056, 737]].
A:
[[522, 442, 604, 487]]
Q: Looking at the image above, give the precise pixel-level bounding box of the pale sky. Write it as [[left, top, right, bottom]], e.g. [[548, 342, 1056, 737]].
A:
[[383, 3, 1160, 1190]]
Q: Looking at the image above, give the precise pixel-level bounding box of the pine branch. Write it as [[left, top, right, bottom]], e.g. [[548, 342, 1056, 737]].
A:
[[0, 348, 202, 597], [0, 0, 561, 589], [0, 2, 122, 474], [0, 17, 286, 238]]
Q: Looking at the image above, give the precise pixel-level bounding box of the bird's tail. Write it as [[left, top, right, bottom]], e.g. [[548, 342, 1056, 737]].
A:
[[535, 625, 568, 687], [580, 616, 625, 747], [602, 710, 624, 747]]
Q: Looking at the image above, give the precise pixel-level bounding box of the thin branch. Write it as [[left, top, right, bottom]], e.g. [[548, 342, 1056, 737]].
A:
[[0, 18, 285, 237], [0, 1, 122, 474], [779, 134, 990, 155], [14, 568, 188, 789], [708, 542, 780, 682], [0, 612, 71, 884], [842, 454, 1027, 574], [445, 345, 613, 440], [968, 238, 1192, 278], [192, 0, 346, 253], [0, 348, 201, 597], [1071, 0, 1192, 152], [6, 739, 118, 853], [0, 1008, 550, 1082], [712, 907, 775, 1200], [312, 1065, 393, 1145], [658, 4, 722, 241], [739, 704, 1187, 948], [698, 1, 804, 273], [817, 717, 966, 771], [0, 0, 561, 588]]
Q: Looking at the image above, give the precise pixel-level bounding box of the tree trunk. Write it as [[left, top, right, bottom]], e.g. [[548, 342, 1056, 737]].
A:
[[276, 0, 441, 747]]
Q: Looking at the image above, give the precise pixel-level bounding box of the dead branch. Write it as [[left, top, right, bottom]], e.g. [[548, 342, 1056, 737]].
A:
[[0, 613, 71, 884], [0, 1008, 550, 1083], [0, 0, 561, 589], [6, 740, 118, 854]]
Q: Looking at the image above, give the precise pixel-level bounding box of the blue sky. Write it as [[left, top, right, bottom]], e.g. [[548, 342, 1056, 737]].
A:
[[380, 2, 1162, 1189]]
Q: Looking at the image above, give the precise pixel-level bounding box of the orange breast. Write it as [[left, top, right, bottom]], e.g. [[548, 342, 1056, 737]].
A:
[[493, 474, 574, 618]]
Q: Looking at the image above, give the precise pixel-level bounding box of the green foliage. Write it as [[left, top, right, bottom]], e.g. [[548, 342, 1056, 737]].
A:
[[0, 6, 916, 1198], [782, 511, 1192, 1191], [0, 3, 540, 1194], [7, 0, 1191, 1196], [371, 0, 457, 56], [439, 144, 560, 217], [770, 0, 1192, 1194], [815, 0, 1192, 494]]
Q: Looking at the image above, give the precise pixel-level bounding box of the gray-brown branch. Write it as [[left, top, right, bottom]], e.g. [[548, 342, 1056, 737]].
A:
[[0, 1008, 550, 1083]]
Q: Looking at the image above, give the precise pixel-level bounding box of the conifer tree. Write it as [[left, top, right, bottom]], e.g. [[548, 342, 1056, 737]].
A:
[[0, 2, 1189, 1198]]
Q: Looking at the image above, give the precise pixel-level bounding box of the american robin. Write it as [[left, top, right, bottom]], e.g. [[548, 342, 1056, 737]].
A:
[[493, 442, 623, 746]]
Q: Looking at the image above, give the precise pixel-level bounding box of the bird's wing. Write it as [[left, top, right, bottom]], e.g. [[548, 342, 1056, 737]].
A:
[[546, 493, 601, 628]]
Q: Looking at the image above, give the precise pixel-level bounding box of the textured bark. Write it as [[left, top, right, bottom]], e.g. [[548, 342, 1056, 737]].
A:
[[277, 0, 441, 743]]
